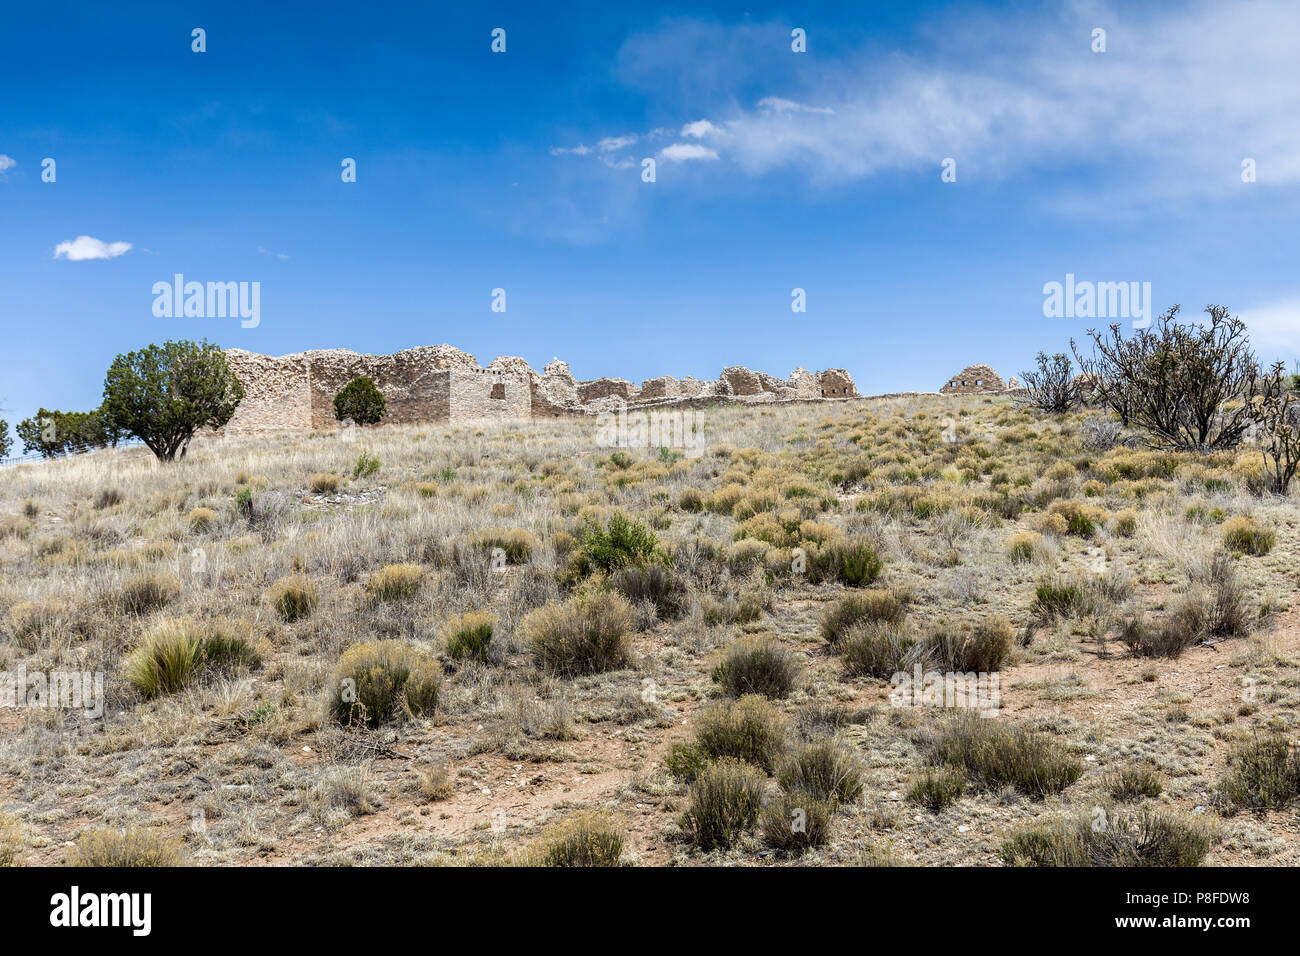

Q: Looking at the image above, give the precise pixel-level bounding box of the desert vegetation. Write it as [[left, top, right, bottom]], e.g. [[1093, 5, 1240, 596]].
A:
[[0, 364, 1297, 865]]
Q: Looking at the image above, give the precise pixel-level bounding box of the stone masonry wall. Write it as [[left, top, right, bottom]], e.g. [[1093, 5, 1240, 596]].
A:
[[219, 344, 863, 434], [447, 368, 531, 423]]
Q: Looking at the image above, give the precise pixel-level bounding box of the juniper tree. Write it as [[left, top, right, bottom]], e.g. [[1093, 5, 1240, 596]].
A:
[[101, 340, 244, 462]]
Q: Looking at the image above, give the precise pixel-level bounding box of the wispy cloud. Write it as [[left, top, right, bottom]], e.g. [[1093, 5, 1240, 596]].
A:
[[53, 236, 133, 261], [755, 97, 833, 115], [554, 2, 1300, 197], [258, 245, 290, 260], [0, 154, 15, 173], [681, 120, 720, 138]]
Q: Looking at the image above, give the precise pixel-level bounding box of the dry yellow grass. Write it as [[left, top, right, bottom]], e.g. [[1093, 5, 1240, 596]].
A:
[[0, 395, 1296, 866]]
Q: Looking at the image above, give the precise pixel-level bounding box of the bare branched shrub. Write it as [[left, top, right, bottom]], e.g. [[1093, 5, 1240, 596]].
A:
[[1017, 352, 1080, 413], [1072, 305, 1268, 450]]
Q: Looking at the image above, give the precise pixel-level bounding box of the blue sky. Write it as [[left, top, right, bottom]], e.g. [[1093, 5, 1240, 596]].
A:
[[3, 0, 1299, 432]]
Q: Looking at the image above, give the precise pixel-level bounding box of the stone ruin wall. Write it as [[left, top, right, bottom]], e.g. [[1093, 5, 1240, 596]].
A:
[[222, 350, 313, 432], [218, 345, 863, 435], [939, 364, 1009, 395], [447, 369, 531, 423]]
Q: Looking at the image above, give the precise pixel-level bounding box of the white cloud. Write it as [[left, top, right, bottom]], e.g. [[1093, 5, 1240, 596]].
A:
[[681, 119, 719, 138], [658, 143, 719, 162], [52, 236, 133, 261], [1240, 298, 1300, 358], [258, 245, 290, 260], [575, 2, 1300, 196], [755, 97, 833, 115], [0, 155, 15, 172], [550, 144, 592, 156], [598, 135, 638, 152]]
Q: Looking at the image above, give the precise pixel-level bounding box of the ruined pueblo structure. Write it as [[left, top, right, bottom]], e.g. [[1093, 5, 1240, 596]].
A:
[[219, 345, 860, 434]]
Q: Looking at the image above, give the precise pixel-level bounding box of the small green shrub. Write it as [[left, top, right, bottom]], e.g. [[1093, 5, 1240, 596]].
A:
[[760, 792, 836, 854], [572, 512, 666, 577], [777, 738, 864, 803], [711, 636, 801, 699], [522, 592, 633, 676], [1216, 736, 1300, 811], [693, 694, 786, 771], [907, 767, 966, 813], [353, 451, 381, 478], [665, 742, 709, 783], [819, 590, 906, 647], [926, 713, 1082, 799], [680, 758, 766, 850]]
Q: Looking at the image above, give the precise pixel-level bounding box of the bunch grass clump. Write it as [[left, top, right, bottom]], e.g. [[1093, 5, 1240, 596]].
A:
[[125, 617, 262, 698], [808, 537, 883, 587], [759, 792, 836, 855], [527, 811, 625, 867], [711, 636, 801, 699], [692, 694, 786, 771], [777, 738, 864, 804], [819, 590, 906, 646], [1106, 763, 1165, 801], [188, 507, 218, 532], [441, 611, 496, 661], [268, 574, 318, 622], [473, 527, 538, 564], [925, 713, 1082, 799], [366, 563, 424, 602], [1215, 736, 1300, 811], [309, 473, 341, 494], [115, 571, 180, 616], [1222, 516, 1275, 556], [1001, 806, 1215, 866], [841, 621, 917, 679], [522, 592, 633, 676], [330, 639, 441, 727], [680, 758, 766, 850], [68, 826, 186, 867], [907, 767, 966, 813]]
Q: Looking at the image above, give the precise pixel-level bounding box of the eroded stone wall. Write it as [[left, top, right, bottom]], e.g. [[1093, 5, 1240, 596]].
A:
[[219, 345, 863, 433]]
